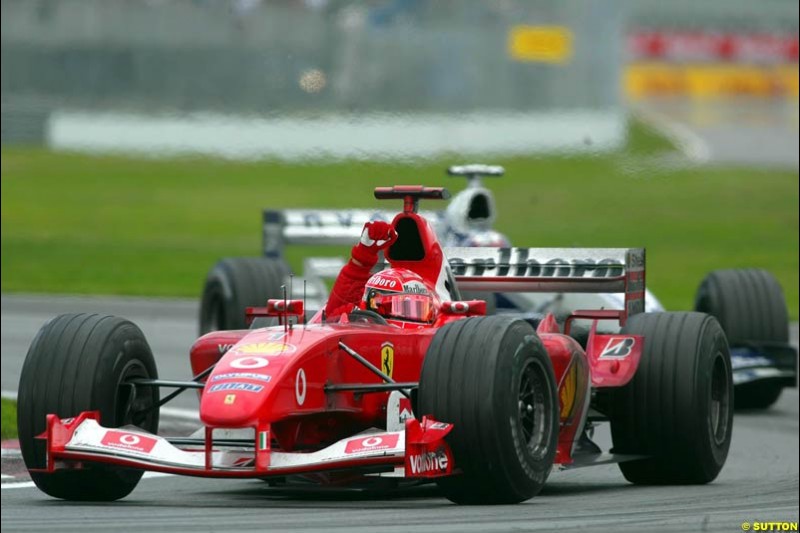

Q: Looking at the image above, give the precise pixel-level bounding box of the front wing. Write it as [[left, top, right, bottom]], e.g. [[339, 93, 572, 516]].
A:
[[731, 343, 798, 387], [36, 412, 453, 480]]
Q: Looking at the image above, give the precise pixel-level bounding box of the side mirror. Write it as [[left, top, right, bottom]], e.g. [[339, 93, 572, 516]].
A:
[[439, 300, 487, 317], [245, 299, 304, 325]]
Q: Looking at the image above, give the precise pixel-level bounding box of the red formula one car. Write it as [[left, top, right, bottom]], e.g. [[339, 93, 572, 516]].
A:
[[17, 186, 733, 504]]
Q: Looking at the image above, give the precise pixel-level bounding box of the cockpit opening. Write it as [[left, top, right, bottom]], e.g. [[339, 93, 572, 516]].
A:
[[468, 193, 491, 221], [388, 217, 425, 261]]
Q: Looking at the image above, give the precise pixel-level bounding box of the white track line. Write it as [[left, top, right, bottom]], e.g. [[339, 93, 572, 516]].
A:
[[1, 481, 36, 490], [633, 106, 711, 163], [1, 390, 17, 401], [3, 389, 190, 490], [1, 467, 173, 491]]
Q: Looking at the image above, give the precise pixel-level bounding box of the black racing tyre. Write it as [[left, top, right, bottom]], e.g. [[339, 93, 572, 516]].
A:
[[695, 269, 789, 408], [694, 269, 789, 345], [733, 382, 784, 410], [17, 313, 160, 501], [609, 312, 733, 484], [199, 257, 289, 334], [459, 290, 497, 316], [418, 316, 559, 504]]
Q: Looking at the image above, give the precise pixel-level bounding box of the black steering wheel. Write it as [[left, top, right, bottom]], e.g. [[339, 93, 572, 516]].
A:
[[348, 309, 389, 326]]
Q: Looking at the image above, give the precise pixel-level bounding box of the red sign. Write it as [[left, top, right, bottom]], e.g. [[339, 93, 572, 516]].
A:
[[366, 273, 403, 292], [101, 430, 158, 453], [628, 30, 799, 63], [344, 434, 400, 454]]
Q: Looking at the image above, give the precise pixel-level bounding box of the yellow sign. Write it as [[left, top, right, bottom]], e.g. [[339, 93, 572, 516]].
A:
[[508, 26, 573, 64], [224, 394, 236, 405], [381, 342, 394, 379], [624, 63, 800, 100]]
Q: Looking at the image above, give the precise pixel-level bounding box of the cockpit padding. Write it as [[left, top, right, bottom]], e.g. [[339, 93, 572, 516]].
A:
[[388, 217, 425, 261]]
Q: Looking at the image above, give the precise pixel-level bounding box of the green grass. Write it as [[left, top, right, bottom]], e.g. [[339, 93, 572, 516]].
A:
[[2, 122, 798, 318], [1, 399, 17, 440]]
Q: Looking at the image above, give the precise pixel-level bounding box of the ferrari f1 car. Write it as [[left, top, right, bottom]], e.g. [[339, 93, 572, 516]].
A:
[[19, 185, 734, 504], [199, 164, 795, 409]]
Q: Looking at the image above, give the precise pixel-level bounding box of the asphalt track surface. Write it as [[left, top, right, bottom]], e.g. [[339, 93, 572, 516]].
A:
[[2, 294, 799, 532]]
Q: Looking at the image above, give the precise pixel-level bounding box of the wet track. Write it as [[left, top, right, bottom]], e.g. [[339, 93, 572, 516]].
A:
[[2, 294, 798, 532]]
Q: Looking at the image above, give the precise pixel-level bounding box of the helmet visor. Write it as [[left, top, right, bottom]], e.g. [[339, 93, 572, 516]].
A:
[[370, 292, 434, 323]]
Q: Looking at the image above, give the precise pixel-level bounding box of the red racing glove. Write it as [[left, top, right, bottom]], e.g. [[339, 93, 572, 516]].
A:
[[351, 221, 397, 267]]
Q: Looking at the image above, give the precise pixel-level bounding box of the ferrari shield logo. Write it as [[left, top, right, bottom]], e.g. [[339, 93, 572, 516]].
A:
[[559, 364, 577, 419], [381, 342, 394, 379], [224, 394, 236, 405]]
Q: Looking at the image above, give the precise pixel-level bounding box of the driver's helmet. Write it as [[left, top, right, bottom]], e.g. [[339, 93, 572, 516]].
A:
[[362, 268, 439, 324]]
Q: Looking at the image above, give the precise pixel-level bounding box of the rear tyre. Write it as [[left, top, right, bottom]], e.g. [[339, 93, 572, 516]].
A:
[[418, 316, 559, 504], [609, 312, 733, 484], [18, 313, 160, 501], [695, 269, 789, 408], [199, 257, 289, 334]]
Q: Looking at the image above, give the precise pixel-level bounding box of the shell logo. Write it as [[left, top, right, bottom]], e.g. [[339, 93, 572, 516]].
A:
[[234, 342, 296, 356]]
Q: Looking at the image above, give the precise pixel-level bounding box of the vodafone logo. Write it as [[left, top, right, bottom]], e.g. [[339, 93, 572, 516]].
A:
[[101, 430, 158, 453], [408, 449, 450, 475], [448, 301, 470, 314], [120, 434, 141, 446], [344, 434, 400, 454], [295, 368, 307, 406], [230, 357, 269, 369], [363, 437, 383, 447]]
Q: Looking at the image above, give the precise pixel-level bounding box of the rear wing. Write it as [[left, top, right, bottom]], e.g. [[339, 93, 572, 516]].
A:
[[263, 209, 443, 259], [444, 247, 646, 322]]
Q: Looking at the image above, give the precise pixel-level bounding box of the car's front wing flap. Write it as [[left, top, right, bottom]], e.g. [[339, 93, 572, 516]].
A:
[[731, 343, 798, 387], [36, 411, 454, 480]]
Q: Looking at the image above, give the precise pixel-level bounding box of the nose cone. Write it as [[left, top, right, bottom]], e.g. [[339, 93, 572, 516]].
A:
[[199, 333, 298, 427], [198, 326, 332, 427]]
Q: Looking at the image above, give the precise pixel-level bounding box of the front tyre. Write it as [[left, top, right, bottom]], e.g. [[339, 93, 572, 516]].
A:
[[418, 316, 559, 504], [17, 313, 159, 501], [609, 312, 733, 484], [695, 269, 790, 409]]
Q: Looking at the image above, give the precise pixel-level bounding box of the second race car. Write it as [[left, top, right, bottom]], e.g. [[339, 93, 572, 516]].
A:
[[198, 165, 796, 409]]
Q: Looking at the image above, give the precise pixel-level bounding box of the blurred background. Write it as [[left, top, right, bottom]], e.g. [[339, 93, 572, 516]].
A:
[[1, 0, 798, 317]]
